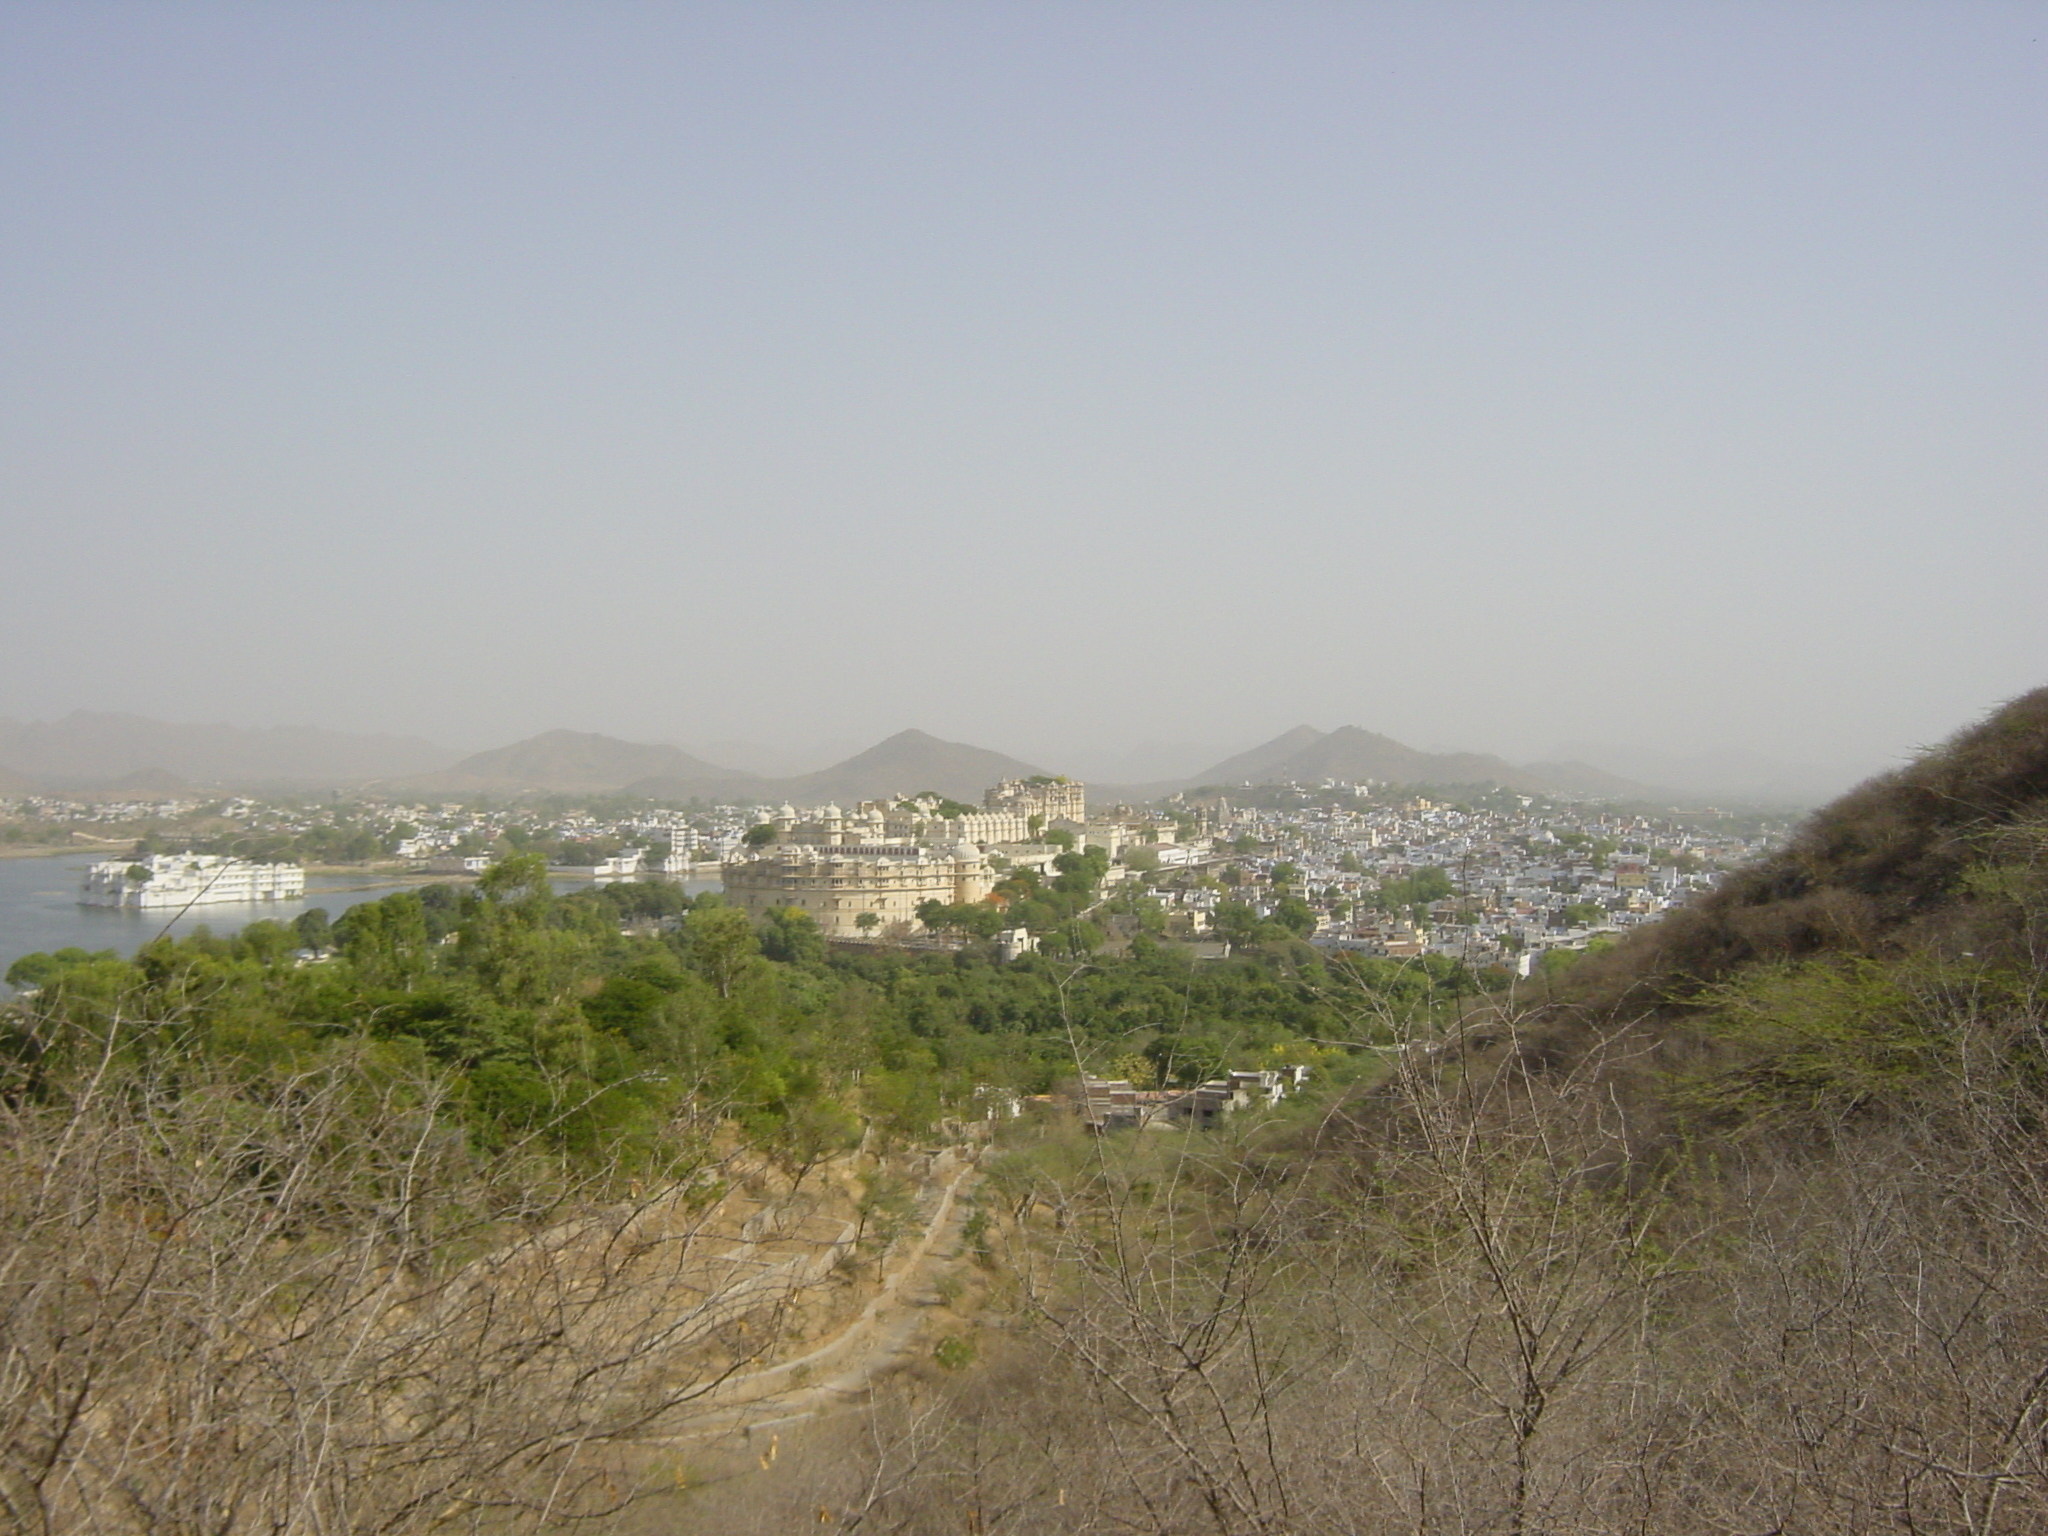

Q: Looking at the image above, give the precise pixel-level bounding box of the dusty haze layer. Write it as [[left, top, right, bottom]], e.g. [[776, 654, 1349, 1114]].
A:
[[1, 5, 2041, 784]]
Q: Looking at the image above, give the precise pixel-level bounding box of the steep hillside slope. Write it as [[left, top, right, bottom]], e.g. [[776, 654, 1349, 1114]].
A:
[[1456, 685, 2048, 1151], [1193, 726, 1329, 784], [1550, 687, 2048, 1022]]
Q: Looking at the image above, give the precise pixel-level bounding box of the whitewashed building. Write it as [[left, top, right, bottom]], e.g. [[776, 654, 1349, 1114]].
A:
[[82, 853, 306, 909]]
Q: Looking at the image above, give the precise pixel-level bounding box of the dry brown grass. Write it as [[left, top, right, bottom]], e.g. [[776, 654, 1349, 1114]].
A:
[[697, 1010, 2048, 1535]]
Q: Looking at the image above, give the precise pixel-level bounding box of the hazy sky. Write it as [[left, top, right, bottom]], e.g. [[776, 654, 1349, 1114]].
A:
[[3, 2, 2042, 782]]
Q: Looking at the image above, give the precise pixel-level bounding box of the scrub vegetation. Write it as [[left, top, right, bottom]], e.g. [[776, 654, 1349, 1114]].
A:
[[12, 689, 2048, 1533], [664, 687, 2048, 1535]]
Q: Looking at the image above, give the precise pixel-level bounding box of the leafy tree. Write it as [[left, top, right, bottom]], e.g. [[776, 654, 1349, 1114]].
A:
[[906, 792, 979, 818], [863, 1067, 942, 1146], [1145, 1028, 1231, 1087], [1270, 896, 1317, 937], [478, 852, 553, 911], [1210, 902, 1269, 949], [583, 973, 672, 1041], [759, 906, 825, 967], [1052, 847, 1110, 899], [1045, 919, 1104, 958], [236, 920, 297, 965], [1376, 867, 1454, 910], [683, 903, 761, 999], [5, 946, 118, 992], [335, 893, 432, 988], [765, 1094, 862, 1188], [916, 900, 1003, 940]]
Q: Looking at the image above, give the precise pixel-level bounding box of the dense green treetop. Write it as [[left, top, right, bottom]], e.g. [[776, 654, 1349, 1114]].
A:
[[3, 861, 1496, 1181]]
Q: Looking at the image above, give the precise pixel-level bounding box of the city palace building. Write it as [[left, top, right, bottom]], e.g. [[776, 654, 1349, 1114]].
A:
[[722, 778, 1084, 939]]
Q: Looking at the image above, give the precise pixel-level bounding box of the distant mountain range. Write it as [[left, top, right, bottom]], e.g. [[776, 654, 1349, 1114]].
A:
[[393, 730, 761, 798], [762, 731, 1047, 806], [1094, 725, 1663, 802], [399, 723, 1666, 805], [0, 712, 456, 792], [395, 728, 1049, 805], [1542, 740, 1878, 806], [0, 711, 1835, 806]]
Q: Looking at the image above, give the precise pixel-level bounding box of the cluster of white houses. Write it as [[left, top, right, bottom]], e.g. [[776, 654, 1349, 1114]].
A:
[[81, 853, 306, 909], [722, 777, 1097, 939], [1071, 1066, 1312, 1131]]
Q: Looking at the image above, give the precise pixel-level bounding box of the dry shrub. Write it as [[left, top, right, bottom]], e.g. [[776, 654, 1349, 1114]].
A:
[[772, 1004, 2048, 1535], [0, 1018, 804, 1534], [637, 1338, 1114, 1535]]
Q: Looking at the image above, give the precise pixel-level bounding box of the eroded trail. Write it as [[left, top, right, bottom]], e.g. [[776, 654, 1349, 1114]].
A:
[[653, 1147, 982, 1442]]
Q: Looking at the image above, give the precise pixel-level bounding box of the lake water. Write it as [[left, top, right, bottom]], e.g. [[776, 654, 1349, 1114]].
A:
[[0, 853, 722, 980]]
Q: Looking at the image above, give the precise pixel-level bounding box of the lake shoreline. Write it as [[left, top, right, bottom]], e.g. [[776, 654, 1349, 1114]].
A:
[[0, 841, 128, 860], [0, 853, 725, 977]]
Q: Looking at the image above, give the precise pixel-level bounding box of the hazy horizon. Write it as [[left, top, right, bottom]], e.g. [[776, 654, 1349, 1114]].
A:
[[4, 4, 2040, 789], [0, 702, 1918, 804]]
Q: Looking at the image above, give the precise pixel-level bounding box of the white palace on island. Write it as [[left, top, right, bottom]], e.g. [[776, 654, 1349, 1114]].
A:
[[81, 852, 307, 910]]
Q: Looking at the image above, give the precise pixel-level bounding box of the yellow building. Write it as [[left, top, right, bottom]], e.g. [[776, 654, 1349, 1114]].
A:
[[727, 777, 1086, 940], [722, 841, 994, 938]]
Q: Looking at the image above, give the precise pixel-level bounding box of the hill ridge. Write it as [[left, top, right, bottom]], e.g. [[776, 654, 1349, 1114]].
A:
[[401, 726, 1049, 803], [0, 711, 456, 790], [1533, 683, 2048, 1040], [776, 729, 1045, 805], [394, 730, 757, 796], [1180, 724, 1662, 800]]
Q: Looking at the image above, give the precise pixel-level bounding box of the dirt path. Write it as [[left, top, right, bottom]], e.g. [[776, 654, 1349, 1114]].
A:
[[653, 1152, 982, 1441]]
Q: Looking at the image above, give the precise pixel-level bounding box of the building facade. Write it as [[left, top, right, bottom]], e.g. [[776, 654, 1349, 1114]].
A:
[[722, 842, 994, 938], [724, 777, 1088, 940], [770, 796, 1054, 851], [82, 853, 306, 909], [986, 776, 1086, 825]]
